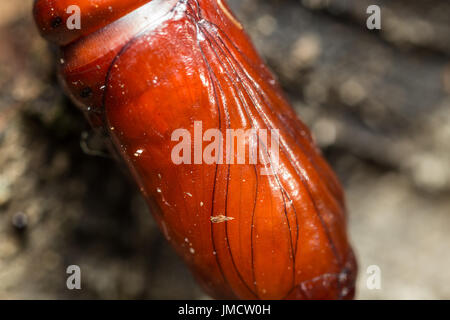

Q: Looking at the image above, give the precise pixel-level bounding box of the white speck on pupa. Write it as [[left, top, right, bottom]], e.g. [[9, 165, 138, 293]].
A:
[[189, 248, 195, 254], [199, 73, 208, 87], [134, 149, 144, 157], [341, 287, 349, 296]]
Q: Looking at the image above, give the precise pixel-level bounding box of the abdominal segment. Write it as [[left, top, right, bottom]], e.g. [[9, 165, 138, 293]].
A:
[[47, 0, 357, 299]]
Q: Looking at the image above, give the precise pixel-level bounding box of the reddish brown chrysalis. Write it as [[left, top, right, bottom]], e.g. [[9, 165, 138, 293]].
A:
[[34, 0, 357, 299]]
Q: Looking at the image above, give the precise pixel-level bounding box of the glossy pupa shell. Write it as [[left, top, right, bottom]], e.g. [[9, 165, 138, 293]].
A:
[[33, 0, 357, 299]]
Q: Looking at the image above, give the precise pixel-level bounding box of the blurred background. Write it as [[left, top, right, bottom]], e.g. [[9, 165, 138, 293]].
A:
[[0, 0, 449, 299]]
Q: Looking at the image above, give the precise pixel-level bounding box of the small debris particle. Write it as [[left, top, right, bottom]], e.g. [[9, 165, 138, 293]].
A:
[[210, 215, 235, 223]]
